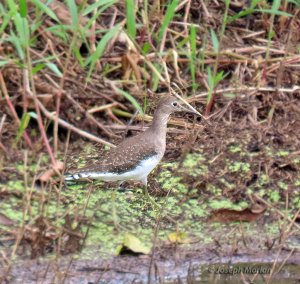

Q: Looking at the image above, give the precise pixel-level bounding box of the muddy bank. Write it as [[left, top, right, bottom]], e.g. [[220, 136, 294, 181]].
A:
[[2, 246, 300, 283]]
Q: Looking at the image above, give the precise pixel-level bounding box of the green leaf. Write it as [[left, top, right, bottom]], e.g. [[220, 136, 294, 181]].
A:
[[13, 13, 30, 48], [207, 67, 214, 90], [6, 0, 17, 14], [214, 70, 224, 85], [142, 42, 151, 54], [157, 0, 179, 42], [19, 0, 27, 17], [126, 0, 136, 38], [82, 0, 116, 16], [272, 0, 281, 11], [255, 9, 291, 17], [46, 62, 63, 77], [0, 9, 14, 35], [116, 233, 151, 255], [30, 0, 60, 22], [223, 93, 237, 99], [32, 63, 46, 74], [250, 0, 261, 8], [82, 0, 117, 32], [66, 0, 78, 28], [15, 112, 31, 144], [85, 24, 121, 79], [210, 29, 219, 53], [46, 24, 69, 41], [28, 112, 38, 119], [8, 32, 25, 60], [115, 88, 144, 115], [73, 47, 84, 66], [189, 24, 197, 90], [226, 8, 255, 23], [190, 25, 196, 59], [224, 0, 231, 7], [287, 0, 300, 5], [0, 61, 9, 67], [168, 231, 190, 244]]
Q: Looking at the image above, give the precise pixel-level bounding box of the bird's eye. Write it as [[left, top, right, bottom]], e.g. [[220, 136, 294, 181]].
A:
[[172, 102, 178, 107]]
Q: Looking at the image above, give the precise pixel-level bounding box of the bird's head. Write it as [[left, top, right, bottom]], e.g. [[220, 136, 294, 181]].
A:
[[156, 96, 198, 115]]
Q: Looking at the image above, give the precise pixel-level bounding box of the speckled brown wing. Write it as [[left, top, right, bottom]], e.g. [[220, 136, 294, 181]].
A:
[[71, 132, 160, 175]]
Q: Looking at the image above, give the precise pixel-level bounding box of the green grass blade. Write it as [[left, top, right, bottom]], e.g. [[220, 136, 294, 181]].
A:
[[15, 112, 31, 145], [82, 0, 116, 16], [8, 32, 25, 60], [0, 61, 9, 67], [115, 88, 144, 115], [157, 0, 179, 42], [13, 13, 30, 49], [210, 29, 219, 53], [272, 0, 281, 11], [32, 63, 46, 75], [66, 0, 78, 28], [287, 0, 300, 5], [82, 0, 117, 33], [189, 24, 197, 91], [46, 62, 63, 77], [226, 8, 254, 23], [46, 24, 69, 42], [0, 9, 14, 35], [6, 0, 17, 14], [250, 0, 261, 8], [255, 9, 291, 17], [30, 0, 60, 22], [85, 24, 121, 79], [19, 0, 27, 17], [207, 67, 214, 90], [126, 0, 136, 38]]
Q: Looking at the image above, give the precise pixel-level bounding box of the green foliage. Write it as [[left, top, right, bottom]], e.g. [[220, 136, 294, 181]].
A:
[[66, 0, 79, 28], [227, 0, 291, 23], [30, 0, 59, 22], [206, 67, 227, 104], [114, 88, 144, 115], [82, 0, 117, 32], [288, 0, 300, 5], [157, 0, 179, 42], [46, 62, 63, 77], [126, 0, 136, 38], [210, 29, 219, 53], [189, 24, 197, 91], [19, 0, 27, 17], [15, 112, 31, 145], [84, 24, 121, 80]]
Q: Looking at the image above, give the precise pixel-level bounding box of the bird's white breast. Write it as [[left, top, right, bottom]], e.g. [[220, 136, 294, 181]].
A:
[[68, 154, 162, 182]]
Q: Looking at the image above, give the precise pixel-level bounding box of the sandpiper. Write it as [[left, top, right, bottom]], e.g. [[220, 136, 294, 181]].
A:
[[64, 96, 197, 205]]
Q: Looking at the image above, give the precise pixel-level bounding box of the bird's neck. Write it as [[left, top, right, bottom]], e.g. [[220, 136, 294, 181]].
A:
[[148, 109, 171, 136]]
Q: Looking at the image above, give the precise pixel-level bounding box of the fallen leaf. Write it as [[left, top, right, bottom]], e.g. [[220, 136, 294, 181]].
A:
[[168, 231, 188, 244], [116, 233, 151, 255], [209, 205, 266, 223]]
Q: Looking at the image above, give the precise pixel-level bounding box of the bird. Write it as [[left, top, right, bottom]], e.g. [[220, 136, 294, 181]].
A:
[[64, 96, 198, 207]]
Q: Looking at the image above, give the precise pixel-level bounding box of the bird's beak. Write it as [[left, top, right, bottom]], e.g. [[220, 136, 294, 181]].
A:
[[177, 103, 201, 116]]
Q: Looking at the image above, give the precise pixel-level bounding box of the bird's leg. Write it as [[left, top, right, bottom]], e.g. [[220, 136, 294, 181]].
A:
[[142, 179, 177, 223], [111, 187, 118, 228], [111, 183, 126, 231], [142, 177, 160, 210]]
